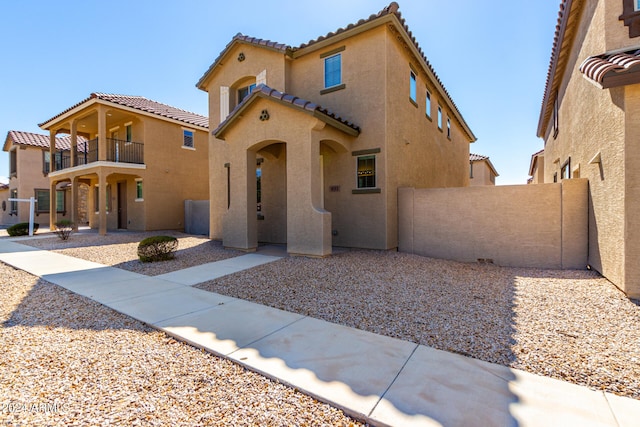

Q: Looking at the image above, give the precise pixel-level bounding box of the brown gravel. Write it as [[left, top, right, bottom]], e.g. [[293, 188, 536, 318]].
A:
[[0, 263, 364, 426], [22, 231, 242, 276]]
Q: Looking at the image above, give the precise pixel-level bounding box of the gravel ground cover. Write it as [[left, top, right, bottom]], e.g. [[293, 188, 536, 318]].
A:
[[0, 263, 364, 426], [22, 230, 242, 276], [194, 250, 640, 400]]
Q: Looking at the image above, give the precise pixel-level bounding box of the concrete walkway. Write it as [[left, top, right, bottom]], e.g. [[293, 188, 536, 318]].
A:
[[1, 238, 639, 426]]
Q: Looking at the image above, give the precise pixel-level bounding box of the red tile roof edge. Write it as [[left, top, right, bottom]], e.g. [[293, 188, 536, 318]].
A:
[[39, 93, 208, 129], [213, 84, 360, 138], [469, 153, 489, 162], [6, 130, 87, 151]]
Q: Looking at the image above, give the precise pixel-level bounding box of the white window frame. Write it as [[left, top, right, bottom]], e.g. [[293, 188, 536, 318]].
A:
[[135, 178, 143, 202], [324, 53, 342, 89], [182, 128, 196, 150]]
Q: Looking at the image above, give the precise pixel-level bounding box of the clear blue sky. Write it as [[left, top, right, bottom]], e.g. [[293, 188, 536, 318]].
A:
[[0, 0, 559, 185]]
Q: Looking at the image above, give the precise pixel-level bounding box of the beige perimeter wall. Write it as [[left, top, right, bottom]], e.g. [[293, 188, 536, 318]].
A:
[[398, 179, 588, 269]]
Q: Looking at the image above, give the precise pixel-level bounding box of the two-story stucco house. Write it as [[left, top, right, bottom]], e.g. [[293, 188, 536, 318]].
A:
[[197, 2, 476, 256], [469, 153, 499, 186], [38, 93, 209, 234], [2, 130, 88, 226], [537, 0, 640, 298]]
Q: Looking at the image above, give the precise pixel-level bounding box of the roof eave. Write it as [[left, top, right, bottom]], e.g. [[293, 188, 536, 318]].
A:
[[39, 98, 99, 130]]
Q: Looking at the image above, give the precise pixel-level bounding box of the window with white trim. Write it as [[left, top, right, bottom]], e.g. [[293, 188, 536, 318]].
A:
[[135, 179, 143, 201], [426, 90, 432, 119], [183, 129, 194, 148], [437, 106, 443, 130], [410, 71, 417, 103], [324, 54, 342, 88], [357, 155, 376, 189]]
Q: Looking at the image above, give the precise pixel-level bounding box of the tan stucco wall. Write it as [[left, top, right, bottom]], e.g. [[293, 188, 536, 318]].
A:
[[398, 180, 588, 269], [530, 155, 545, 184], [469, 161, 495, 186], [540, 0, 640, 297]]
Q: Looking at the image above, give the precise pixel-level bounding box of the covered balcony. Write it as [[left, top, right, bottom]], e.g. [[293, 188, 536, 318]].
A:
[[54, 137, 144, 170]]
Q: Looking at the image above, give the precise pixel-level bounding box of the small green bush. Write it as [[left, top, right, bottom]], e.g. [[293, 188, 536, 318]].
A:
[[7, 222, 39, 237], [138, 235, 178, 262], [54, 220, 75, 241]]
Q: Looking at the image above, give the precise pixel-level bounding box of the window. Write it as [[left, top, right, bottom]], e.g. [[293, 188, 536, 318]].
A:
[[183, 129, 194, 148], [10, 189, 17, 214], [94, 185, 111, 212], [43, 150, 51, 174], [35, 189, 49, 213], [125, 123, 132, 142], [237, 83, 256, 103], [324, 54, 342, 88], [553, 172, 558, 183], [135, 179, 143, 201], [410, 71, 417, 103], [637, 0, 640, 11], [9, 149, 17, 177], [426, 90, 432, 119], [553, 95, 559, 138], [357, 155, 376, 189], [437, 106, 443, 130], [561, 159, 571, 180], [447, 118, 451, 139], [56, 190, 65, 213]]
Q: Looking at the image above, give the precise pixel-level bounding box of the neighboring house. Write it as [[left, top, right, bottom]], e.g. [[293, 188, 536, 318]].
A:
[[1, 130, 88, 226], [469, 153, 499, 186], [197, 2, 476, 256], [536, 0, 640, 298], [527, 149, 545, 184], [38, 93, 209, 234]]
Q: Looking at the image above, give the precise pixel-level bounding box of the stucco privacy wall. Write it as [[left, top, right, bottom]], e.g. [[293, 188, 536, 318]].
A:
[[398, 180, 588, 269]]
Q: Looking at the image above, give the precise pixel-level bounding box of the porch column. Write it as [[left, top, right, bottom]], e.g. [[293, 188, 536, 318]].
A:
[[98, 172, 107, 236], [223, 149, 257, 251], [49, 181, 57, 230], [286, 125, 331, 256], [70, 120, 77, 167], [49, 131, 56, 172], [97, 105, 107, 162], [71, 177, 79, 231]]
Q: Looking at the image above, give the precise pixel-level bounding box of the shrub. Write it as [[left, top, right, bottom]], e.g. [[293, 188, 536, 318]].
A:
[[7, 222, 39, 237], [54, 220, 74, 241], [138, 235, 178, 262]]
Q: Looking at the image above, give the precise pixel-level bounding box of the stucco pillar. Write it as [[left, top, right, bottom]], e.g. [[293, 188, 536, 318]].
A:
[[98, 172, 107, 236], [70, 120, 77, 167], [71, 177, 79, 231], [286, 126, 331, 256], [49, 180, 57, 230], [97, 105, 107, 162], [49, 131, 56, 172], [223, 150, 257, 251]]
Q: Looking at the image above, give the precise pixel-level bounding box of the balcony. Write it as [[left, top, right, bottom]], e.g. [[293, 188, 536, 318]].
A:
[[54, 138, 144, 170]]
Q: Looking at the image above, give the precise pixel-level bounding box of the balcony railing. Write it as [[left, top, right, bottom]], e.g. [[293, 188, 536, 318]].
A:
[[53, 138, 144, 171]]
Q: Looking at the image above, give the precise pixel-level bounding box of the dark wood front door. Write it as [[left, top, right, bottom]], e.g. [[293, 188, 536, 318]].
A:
[[117, 182, 127, 229]]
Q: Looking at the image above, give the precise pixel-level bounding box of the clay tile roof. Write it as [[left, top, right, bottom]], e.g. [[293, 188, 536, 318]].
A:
[[6, 130, 87, 151], [213, 84, 360, 138], [579, 47, 640, 88], [40, 93, 208, 129], [469, 153, 489, 162]]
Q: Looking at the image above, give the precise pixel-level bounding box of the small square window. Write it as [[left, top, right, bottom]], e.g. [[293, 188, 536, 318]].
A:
[[410, 71, 417, 103], [437, 106, 443, 130], [183, 130, 194, 148], [357, 155, 376, 189], [426, 91, 432, 118], [324, 54, 342, 88]]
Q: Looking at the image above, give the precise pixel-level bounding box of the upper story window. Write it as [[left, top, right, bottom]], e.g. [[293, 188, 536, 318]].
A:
[[9, 149, 17, 177], [43, 150, 50, 174], [620, 0, 640, 37], [410, 71, 417, 103], [183, 129, 194, 149], [324, 54, 342, 88], [238, 83, 256, 104], [437, 106, 443, 130], [553, 95, 559, 138], [447, 117, 451, 139], [125, 123, 132, 142], [426, 90, 432, 119]]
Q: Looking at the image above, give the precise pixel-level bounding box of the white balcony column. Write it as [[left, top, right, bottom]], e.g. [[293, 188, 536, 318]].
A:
[[70, 119, 77, 167], [97, 105, 107, 162]]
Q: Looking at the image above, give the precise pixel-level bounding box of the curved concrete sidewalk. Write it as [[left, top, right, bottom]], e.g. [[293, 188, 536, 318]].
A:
[[1, 238, 638, 426]]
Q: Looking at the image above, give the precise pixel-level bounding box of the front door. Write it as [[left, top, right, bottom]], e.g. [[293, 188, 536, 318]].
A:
[[117, 182, 127, 229]]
